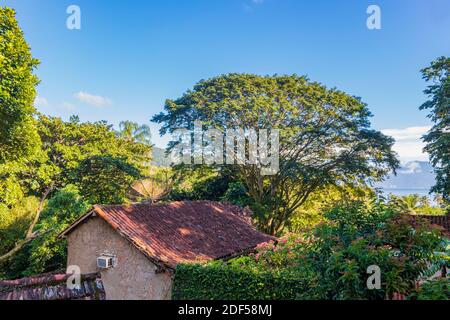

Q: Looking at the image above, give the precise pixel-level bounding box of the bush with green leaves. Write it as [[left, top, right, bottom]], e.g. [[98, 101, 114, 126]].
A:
[[388, 194, 446, 216], [173, 261, 317, 300], [174, 201, 446, 300], [288, 185, 376, 232], [410, 278, 449, 300], [169, 166, 236, 202], [420, 57, 449, 202], [220, 181, 254, 208], [0, 197, 39, 256], [76, 155, 141, 205], [301, 202, 445, 299], [0, 185, 89, 279]]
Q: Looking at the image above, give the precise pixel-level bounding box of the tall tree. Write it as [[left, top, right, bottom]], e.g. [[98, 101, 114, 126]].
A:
[[0, 8, 42, 263], [153, 74, 399, 235], [117, 121, 152, 145], [33, 115, 150, 191], [76, 155, 141, 204], [0, 115, 151, 263], [0, 8, 40, 162], [420, 57, 450, 202]]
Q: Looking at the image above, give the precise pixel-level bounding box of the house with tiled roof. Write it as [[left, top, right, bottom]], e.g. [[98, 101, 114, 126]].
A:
[[59, 201, 274, 300]]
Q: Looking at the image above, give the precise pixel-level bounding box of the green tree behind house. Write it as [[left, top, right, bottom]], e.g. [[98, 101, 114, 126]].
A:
[[153, 74, 399, 235], [420, 57, 450, 203]]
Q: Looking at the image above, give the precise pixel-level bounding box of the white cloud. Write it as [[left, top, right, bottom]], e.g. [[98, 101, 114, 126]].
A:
[[382, 126, 431, 142], [398, 161, 423, 174], [74, 91, 112, 108], [34, 96, 48, 107], [61, 102, 77, 111], [381, 126, 431, 163], [243, 0, 265, 12]]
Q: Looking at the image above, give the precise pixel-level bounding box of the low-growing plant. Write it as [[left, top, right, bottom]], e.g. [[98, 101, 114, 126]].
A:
[[172, 262, 318, 300], [409, 278, 450, 300], [173, 201, 447, 300]]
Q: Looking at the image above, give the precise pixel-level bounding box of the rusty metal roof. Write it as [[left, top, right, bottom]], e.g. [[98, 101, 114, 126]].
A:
[[61, 201, 274, 269]]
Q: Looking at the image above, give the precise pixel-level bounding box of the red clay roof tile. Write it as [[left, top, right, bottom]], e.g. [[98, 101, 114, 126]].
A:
[[0, 273, 104, 300], [64, 201, 274, 269]]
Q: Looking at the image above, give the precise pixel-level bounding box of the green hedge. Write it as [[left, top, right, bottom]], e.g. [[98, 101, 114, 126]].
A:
[[172, 263, 313, 300]]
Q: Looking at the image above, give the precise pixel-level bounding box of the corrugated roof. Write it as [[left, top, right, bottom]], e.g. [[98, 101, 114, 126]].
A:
[[62, 201, 274, 269]]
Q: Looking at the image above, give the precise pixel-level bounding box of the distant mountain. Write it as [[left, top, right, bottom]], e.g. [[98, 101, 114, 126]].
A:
[[378, 161, 436, 190], [151, 146, 171, 167]]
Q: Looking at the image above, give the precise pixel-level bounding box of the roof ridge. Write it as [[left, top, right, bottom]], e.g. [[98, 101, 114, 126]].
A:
[[94, 200, 249, 213]]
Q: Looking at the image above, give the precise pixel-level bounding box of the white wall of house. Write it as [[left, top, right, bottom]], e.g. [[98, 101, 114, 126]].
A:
[[66, 217, 173, 300]]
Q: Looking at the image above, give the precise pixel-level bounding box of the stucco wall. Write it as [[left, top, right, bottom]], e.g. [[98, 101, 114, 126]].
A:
[[66, 216, 173, 300]]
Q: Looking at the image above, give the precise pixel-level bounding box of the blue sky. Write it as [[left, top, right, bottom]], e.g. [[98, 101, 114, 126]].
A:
[[2, 0, 450, 162]]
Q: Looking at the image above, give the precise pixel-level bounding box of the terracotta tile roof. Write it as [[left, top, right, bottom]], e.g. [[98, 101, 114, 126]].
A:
[[417, 215, 450, 237], [61, 201, 274, 269], [0, 273, 104, 300]]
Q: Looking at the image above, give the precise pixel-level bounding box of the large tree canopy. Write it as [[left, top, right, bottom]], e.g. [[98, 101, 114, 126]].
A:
[[32, 115, 150, 193], [0, 8, 40, 162], [0, 115, 151, 263], [420, 57, 450, 202], [0, 8, 41, 210], [153, 74, 399, 235]]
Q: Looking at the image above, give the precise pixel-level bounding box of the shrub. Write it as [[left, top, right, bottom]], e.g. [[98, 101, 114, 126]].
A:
[[172, 262, 317, 300], [173, 201, 446, 300], [410, 278, 450, 300], [302, 202, 444, 299]]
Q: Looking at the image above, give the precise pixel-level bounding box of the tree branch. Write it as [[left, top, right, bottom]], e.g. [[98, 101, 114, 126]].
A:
[[0, 183, 54, 264]]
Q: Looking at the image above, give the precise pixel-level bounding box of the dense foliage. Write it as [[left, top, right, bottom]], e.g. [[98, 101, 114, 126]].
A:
[[169, 166, 239, 202], [420, 57, 450, 203], [388, 194, 447, 216], [411, 278, 450, 300], [34, 115, 150, 195], [1, 186, 89, 279], [0, 114, 151, 265], [0, 8, 448, 301], [76, 155, 141, 204], [173, 202, 448, 300], [0, 8, 40, 163], [0, 8, 40, 211], [0, 197, 39, 256], [173, 263, 313, 300], [154, 74, 399, 235], [288, 185, 375, 231], [0, 9, 154, 273]]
